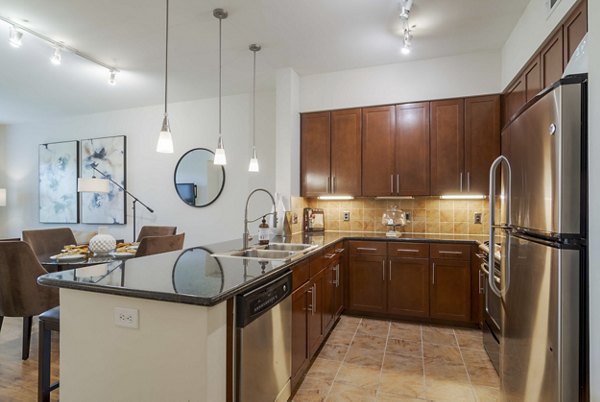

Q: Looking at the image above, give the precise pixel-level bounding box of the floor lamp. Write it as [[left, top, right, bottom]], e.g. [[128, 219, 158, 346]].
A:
[[78, 164, 154, 242]]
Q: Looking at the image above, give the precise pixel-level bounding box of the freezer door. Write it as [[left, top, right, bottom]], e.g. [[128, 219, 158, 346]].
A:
[[504, 82, 583, 237], [501, 235, 580, 402]]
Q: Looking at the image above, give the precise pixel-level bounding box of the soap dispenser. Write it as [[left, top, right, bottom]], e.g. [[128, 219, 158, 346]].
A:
[[258, 216, 270, 245]]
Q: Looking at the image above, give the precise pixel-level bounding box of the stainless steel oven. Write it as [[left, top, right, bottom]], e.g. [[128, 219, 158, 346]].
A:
[[478, 242, 502, 374]]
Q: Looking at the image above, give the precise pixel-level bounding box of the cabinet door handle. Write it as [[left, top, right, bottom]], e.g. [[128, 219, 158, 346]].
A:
[[460, 172, 463, 192], [397, 248, 419, 253], [327, 176, 331, 193], [388, 260, 392, 281], [467, 172, 471, 192], [333, 176, 336, 193], [335, 248, 345, 254], [382, 259, 385, 281], [396, 174, 400, 194], [390, 174, 394, 194], [335, 264, 340, 287], [307, 286, 313, 313], [356, 247, 377, 252], [439, 250, 463, 255], [325, 253, 336, 259], [312, 283, 317, 314], [432, 262, 436, 285], [478, 270, 484, 294]]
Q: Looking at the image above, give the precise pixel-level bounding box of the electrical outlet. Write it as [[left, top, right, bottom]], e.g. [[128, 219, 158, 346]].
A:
[[114, 307, 139, 329], [405, 212, 411, 222], [292, 213, 298, 224], [343, 211, 350, 221], [474, 212, 482, 224]]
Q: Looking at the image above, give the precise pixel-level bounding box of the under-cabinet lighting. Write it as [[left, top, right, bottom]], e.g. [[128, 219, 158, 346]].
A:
[[375, 196, 414, 200], [440, 194, 486, 200], [317, 195, 354, 201]]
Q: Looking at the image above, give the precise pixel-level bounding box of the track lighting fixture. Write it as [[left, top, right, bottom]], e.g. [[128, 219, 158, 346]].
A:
[[1, 15, 120, 84], [399, 0, 413, 20], [50, 47, 62, 65], [213, 8, 229, 166], [8, 25, 22, 48], [401, 28, 412, 55], [108, 70, 117, 86]]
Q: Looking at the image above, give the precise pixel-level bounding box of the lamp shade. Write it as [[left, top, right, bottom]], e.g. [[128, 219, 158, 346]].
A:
[[0, 188, 6, 206], [78, 178, 110, 193]]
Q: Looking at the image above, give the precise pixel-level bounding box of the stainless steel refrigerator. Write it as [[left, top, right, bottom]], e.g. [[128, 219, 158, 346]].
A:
[[489, 74, 588, 402]]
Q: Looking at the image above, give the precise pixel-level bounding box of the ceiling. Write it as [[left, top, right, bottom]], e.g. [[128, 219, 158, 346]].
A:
[[0, 0, 529, 124]]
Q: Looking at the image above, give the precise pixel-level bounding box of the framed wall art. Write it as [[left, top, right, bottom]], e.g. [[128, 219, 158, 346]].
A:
[[80, 135, 127, 224], [39, 140, 79, 223]]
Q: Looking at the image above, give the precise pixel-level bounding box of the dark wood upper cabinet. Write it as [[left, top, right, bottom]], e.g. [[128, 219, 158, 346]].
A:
[[524, 56, 542, 102], [504, 77, 526, 125], [300, 109, 361, 197], [331, 109, 362, 195], [430, 99, 465, 195], [541, 28, 564, 89], [563, 0, 587, 67], [395, 102, 430, 196], [464, 95, 501, 195], [301, 112, 330, 197], [362, 106, 395, 196]]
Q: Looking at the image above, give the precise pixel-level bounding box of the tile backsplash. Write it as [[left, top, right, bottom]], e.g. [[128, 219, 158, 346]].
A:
[[291, 197, 490, 235]]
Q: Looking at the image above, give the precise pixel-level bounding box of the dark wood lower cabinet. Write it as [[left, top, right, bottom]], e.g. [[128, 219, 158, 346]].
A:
[[347, 255, 387, 313], [387, 257, 430, 317], [430, 258, 471, 322], [307, 270, 324, 357], [291, 282, 310, 388]]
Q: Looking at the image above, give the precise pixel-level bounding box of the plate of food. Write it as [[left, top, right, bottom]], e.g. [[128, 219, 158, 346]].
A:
[[50, 253, 87, 261], [109, 251, 136, 258]]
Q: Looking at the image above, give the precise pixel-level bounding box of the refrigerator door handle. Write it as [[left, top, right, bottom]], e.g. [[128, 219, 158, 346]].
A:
[[489, 155, 511, 297]]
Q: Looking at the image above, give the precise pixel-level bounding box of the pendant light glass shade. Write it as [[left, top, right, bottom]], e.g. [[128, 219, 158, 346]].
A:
[[156, 113, 173, 153], [214, 136, 227, 165], [248, 147, 259, 172], [156, 0, 174, 154], [213, 9, 228, 165]]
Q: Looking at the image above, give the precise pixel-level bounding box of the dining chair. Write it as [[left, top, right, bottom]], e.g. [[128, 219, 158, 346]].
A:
[[22, 228, 77, 257], [136, 226, 177, 242], [136, 233, 185, 257], [0, 241, 59, 360]]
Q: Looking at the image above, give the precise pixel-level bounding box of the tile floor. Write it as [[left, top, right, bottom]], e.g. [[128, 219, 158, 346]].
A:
[[292, 316, 499, 402]]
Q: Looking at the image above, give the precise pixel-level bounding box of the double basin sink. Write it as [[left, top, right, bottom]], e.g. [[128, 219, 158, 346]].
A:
[[212, 243, 318, 262]]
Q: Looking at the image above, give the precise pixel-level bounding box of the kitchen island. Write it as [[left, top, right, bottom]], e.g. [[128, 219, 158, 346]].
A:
[[38, 231, 486, 402]]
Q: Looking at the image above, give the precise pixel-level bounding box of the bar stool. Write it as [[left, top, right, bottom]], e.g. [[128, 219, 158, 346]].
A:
[[38, 306, 60, 402]]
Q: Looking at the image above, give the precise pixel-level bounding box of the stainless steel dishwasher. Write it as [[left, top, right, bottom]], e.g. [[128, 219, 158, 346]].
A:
[[235, 271, 292, 402]]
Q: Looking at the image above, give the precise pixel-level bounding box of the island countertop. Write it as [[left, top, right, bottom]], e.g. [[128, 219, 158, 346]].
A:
[[38, 231, 487, 306]]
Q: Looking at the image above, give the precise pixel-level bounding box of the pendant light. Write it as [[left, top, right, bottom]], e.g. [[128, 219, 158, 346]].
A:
[[156, 0, 174, 153], [248, 44, 261, 173], [213, 8, 228, 165]]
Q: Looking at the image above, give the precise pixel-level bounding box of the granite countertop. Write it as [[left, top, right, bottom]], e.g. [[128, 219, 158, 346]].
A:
[[38, 231, 486, 307]]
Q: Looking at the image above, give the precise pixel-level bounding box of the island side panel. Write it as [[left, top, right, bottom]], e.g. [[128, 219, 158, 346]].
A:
[[59, 289, 227, 402]]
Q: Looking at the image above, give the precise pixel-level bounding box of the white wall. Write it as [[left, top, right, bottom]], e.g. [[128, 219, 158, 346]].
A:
[[501, 0, 578, 88], [2, 92, 276, 246], [299, 50, 502, 112], [0, 125, 6, 236], [586, 1, 599, 399]]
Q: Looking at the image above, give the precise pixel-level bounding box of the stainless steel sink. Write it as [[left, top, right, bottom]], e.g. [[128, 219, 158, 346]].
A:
[[258, 243, 318, 253], [212, 243, 317, 261]]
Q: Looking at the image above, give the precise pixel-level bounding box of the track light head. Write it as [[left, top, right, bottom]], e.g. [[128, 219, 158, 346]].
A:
[[8, 25, 22, 48], [50, 47, 62, 65], [108, 69, 117, 85]]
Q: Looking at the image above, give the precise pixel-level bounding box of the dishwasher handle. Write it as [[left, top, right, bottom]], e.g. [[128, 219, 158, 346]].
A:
[[236, 271, 292, 328]]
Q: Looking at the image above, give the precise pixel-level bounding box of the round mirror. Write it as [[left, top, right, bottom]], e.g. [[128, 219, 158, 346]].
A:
[[174, 148, 225, 207], [172, 247, 224, 296]]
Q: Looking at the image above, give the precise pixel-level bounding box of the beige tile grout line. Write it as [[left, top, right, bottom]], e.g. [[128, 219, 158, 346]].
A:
[[454, 329, 479, 402], [322, 317, 362, 401], [374, 320, 392, 400]]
